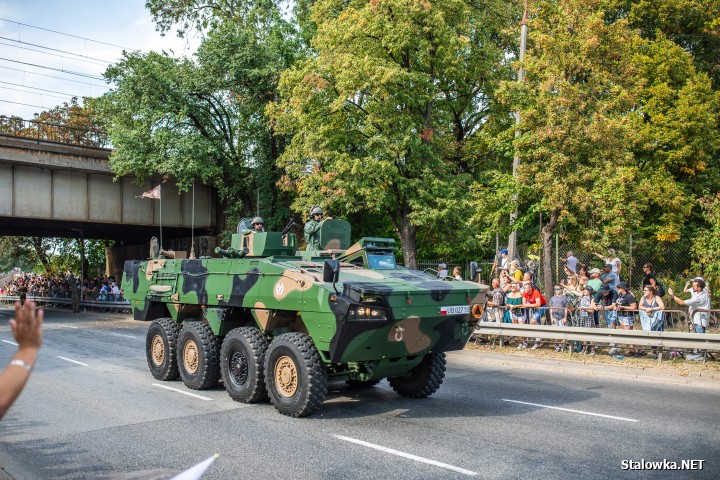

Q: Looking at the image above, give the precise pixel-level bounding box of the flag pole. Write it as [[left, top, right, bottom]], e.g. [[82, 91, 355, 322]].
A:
[[190, 182, 196, 259], [159, 184, 163, 248]]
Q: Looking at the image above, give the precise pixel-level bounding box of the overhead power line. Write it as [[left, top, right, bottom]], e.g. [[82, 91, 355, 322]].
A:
[[0, 17, 132, 50], [0, 84, 69, 100], [0, 39, 111, 67], [0, 80, 91, 98], [0, 57, 105, 80], [0, 64, 110, 89], [0, 99, 49, 109]]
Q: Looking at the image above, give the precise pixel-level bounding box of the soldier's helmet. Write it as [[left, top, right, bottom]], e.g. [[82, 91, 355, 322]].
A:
[[251, 216, 264, 226], [310, 206, 323, 217]]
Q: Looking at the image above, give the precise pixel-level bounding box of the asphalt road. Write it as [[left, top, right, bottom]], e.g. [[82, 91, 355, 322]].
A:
[[0, 306, 718, 480]]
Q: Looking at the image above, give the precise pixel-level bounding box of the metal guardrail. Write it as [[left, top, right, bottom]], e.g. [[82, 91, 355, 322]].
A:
[[474, 323, 720, 351], [0, 295, 130, 310]]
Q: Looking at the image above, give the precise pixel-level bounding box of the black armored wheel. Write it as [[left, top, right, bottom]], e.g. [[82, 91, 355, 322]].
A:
[[146, 318, 181, 381], [388, 351, 446, 398], [345, 379, 382, 389], [264, 332, 328, 417], [176, 321, 221, 390], [221, 327, 269, 403]]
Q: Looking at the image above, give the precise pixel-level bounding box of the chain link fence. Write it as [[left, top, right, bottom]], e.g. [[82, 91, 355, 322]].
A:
[[419, 234, 697, 301]]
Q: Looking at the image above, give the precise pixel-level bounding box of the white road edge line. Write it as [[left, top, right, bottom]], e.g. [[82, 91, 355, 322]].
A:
[[502, 399, 638, 422], [333, 435, 478, 477], [2, 339, 19, 346], [57, 324, 78, 329], [152, 383, 214, 401], [56, 356, 89, 366]]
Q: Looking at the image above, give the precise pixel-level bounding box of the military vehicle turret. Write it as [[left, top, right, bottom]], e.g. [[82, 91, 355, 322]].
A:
[[122, 218, 488, 417]]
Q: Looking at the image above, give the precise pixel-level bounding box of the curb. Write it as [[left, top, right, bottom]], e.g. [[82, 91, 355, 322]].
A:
[[449, 349, 720, 389]]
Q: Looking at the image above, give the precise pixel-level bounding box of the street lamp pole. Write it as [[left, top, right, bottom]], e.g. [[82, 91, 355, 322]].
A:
[[508, 0, 528, 264]]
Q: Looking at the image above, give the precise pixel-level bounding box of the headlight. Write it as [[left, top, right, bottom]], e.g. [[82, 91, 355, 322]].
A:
[[347, 305, 388, 321]]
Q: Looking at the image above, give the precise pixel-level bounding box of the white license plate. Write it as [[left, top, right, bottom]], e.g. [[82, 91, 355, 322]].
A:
[[440, 305, 469, 315]]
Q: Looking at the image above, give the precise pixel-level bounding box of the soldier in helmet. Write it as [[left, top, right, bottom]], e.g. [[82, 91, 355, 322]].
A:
[[70, 281, 81, 313], [241, 217, 265, 234], [304, 206, 332, 252]]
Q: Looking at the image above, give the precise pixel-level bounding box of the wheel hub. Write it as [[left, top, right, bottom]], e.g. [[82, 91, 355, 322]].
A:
[[183, 341, 199, 374], [274, 356, 298, 397], [230, 350, 248, 385], [151, 334, 165, 366]]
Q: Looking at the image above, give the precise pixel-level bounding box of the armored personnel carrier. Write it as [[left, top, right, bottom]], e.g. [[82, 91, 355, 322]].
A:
[[122, 219, 488, 417]]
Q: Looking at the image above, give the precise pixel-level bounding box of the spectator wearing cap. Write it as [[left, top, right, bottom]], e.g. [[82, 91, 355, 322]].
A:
[[437, 263, 448, 279], [615, 281, 640, 355], [669, 279, 711, 334], [586, 268, 603, 294], [522, 280, 547, 350], [600, 263, 619, 291], [499, 249, 509, 270], [593, 283, 618, 327]]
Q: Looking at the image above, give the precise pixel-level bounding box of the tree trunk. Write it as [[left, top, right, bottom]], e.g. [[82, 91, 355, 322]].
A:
[[30, 237, 50, 272], [393, 205, 418, 270], [542, 210, 559, 296]]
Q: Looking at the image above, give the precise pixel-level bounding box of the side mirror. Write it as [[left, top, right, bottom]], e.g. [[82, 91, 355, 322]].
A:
[[470, 261, 479, 283], [323, 259, 340, 283]]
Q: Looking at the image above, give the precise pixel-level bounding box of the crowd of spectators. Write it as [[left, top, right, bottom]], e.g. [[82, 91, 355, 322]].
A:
[[1, 272, 123, 302], [482, 248, 714, 361]]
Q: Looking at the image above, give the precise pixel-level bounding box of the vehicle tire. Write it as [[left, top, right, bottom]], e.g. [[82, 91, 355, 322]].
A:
[[388, 351, 446, 398], [264, 332, 328, 417], [146, 317, 181, 381], [177, 321, 221, 390], [221, 327, 269, 403], [345, 379, 382, 389]]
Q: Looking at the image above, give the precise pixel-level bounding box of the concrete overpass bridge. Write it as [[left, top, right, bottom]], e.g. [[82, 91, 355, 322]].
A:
[[0, 125, 223, 277]]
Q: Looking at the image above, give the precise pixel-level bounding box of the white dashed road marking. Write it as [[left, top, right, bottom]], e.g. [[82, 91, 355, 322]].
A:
[[152, 383, 214, 401], [57, 324, 78, 329], [2, 339, 19, 346], [57, 356, 89, 366], [502, 399, 638, 422], [334, 435, 478, 476]]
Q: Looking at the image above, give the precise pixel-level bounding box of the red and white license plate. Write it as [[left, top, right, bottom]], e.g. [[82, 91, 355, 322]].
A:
[[440, 305, 470, 315]]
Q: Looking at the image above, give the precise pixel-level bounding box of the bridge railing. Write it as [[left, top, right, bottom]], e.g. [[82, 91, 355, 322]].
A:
[[0, 117, 110, 149]]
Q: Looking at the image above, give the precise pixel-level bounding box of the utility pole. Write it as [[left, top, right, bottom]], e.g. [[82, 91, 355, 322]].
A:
[[508, 0, 528, 263]]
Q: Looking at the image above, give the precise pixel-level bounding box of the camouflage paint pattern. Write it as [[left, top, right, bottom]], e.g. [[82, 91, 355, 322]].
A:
[[122, 225, 488, 380]]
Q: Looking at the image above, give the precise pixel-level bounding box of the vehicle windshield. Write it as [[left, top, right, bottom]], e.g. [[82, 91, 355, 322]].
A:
[[367, 253, 396, 269]]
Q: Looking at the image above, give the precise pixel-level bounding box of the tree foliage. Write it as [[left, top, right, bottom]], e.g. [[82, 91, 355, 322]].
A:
[[94, 3, 304, 226], [0, 98, 106, 147], [493, 0, 719, 291], [269, 0, 517, 267], [0, 237, 106, 277]]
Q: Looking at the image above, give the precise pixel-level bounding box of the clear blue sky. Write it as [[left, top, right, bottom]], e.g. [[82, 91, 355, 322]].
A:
[[0, 0, 199, 119]]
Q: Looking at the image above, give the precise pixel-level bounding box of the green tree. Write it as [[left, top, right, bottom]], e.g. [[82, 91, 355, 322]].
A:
[[496, 0, 719, 293], [0, 237, 106, 277], [606, 0, 720, 88], [94, 3, 304, 227], [692, 194, 720, 293], [270, 0, 516, 267]]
